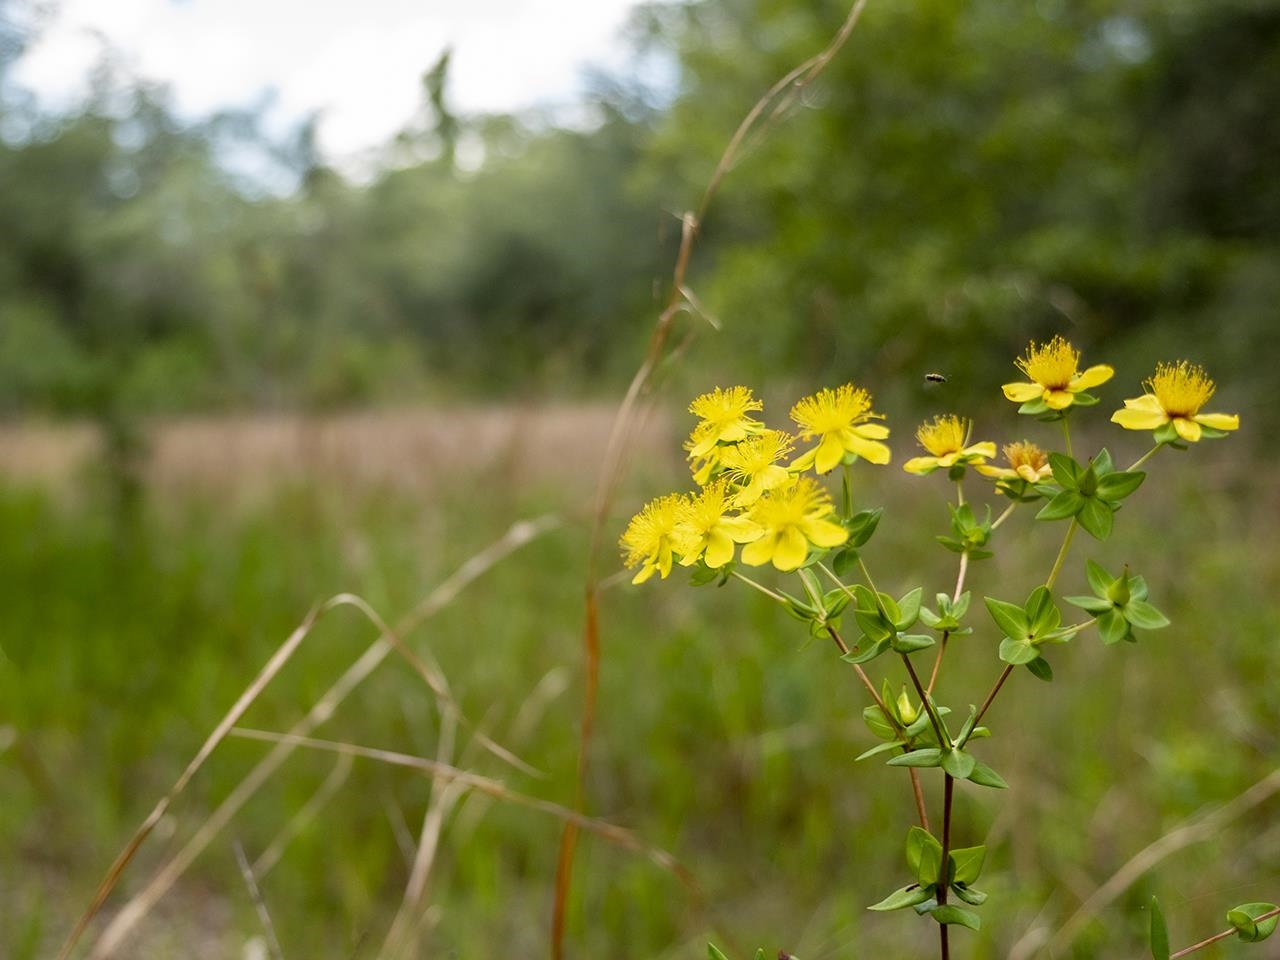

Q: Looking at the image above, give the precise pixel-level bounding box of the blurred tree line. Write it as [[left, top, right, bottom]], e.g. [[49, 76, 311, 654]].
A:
[[0, 0, 1276, 420]]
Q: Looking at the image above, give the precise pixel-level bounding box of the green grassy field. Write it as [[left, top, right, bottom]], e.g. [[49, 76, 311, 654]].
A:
[[1, 411, 1276, 958]]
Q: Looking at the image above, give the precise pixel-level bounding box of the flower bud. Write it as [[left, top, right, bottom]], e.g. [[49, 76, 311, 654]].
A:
[[896, 686, 919, 725]]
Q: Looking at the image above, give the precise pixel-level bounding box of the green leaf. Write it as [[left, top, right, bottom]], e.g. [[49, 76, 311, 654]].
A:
[[708, 944, 730, 960], [1037, 489, 1085, 522], [867, 884, 934, 912], [967, 761, 1009, 789], [955, 705, 979, 745], [1072, 391, 1101, 407], [848, 507, 883, 547], [999, 637, 1040, 665], [1097, 609, 1132, 646], [1025, 586, 1061, 637], [1086, 560, 1113, 597], [754, 950, 766, 960], [891, 633, 936, 654], [985, 597, 1029, 640], [1096, 470, 1145, 501], [917, 835, 944, 887], [952, 591, 971, 620], [906, 825, 938, 875], [1227, 902, 1279, 943], [895, 587, 924, 630], [1065, 594, 1113, 614], [1049, 452, 1084, 487], [1076, 496, 1115, 540], [1026, 656, 1054, 681], [941, 748, 976, 780], [949, 845, 986, 884], [831, 547, 859, 576], [843, 637, 891, 664], [856, 740, 907, 762], [862, 704, 898, 740], [952, 884, 988, 906], [780, 591, 818, 621], [689, 561, 721, 585], [1125, 600, 1170, 630], [929, 905, 981, 930], [888, 748, 942, 769]]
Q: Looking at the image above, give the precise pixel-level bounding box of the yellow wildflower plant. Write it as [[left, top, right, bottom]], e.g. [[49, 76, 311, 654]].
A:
[[1002, 335, 1113, 412], [977, 441, 1052, 483], [1110, 361, 1240, 443], [741, 477, 849, 572], [619, 493, 688, 584], [673, 480, 762, 569], [789, 383, 891, 474], [902, 415, 997, 476], [719, 429, 796, 507]]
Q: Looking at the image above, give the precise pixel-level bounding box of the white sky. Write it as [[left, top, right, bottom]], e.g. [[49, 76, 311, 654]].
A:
[[8, 0, 649, 160]]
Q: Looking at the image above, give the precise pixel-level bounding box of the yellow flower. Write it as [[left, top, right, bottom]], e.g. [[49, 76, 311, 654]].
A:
[[719, 430, 796, 507], [1002, 336, 1113, 411], [673, 481, 762, 569], [977, 441, 1053, 483], [741, 478, 849, 572], [1110, 361, 1240, 443], [686, 386, 766, 458], [789, 383, 891, 474], [619, 493, 687, 584], [902, 415, 997, 475]]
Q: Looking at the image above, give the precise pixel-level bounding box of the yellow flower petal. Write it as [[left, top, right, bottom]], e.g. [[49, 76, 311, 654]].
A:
[[740, 534, 774, 567], [814, 432, 846, 474], [1110, 406, 1168, 431], [1002, 381, 1043, 403], [704, 530, 735, 568], [804, 518, 850, 549], [903, 456, 939, 475], [1194, 412, 1239, 431], [631, 565, 656, 585], [969, 441, 998, 459], [720, 516, 763, 542], [1072, 364, 1114, 391], [1173, 418, 1202, 443], [773, 526, 810, 571], [847, 435, 892, 465], [1124, 394, 1165, 414], [1043, 389, 1075, 410], [856, 423, 891, 440]]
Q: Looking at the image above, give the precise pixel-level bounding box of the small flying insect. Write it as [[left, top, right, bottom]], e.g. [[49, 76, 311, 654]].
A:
[[924, 372, 948, 384]]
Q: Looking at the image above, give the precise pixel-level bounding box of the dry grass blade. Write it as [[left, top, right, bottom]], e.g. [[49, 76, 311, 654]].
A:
[[556, 3, 873, 956], [233, 840, 285, 960], [1044, 764, 1280, 955], [381, 708, 463, 958], [229, 728, 701, 888], [62, 514, 556, 960]]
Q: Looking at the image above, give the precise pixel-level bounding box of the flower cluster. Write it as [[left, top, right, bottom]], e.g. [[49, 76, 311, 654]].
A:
[[622, 341, 1241, 583], [621, 384, 892, 578]]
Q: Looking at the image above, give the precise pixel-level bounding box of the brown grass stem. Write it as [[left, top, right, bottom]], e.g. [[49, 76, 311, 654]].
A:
[[233, 840, 284, 960]]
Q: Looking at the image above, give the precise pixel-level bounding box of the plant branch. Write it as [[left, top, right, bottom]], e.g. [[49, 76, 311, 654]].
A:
[[973, 665, 1015, 729], [1045, 518, 1078, 591], [1170, 906, 1280, 958], [902, 654, 949, 750]]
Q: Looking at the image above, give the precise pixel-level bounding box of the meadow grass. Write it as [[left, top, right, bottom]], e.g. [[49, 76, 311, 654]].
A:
[[0, 415, 1276, 958]]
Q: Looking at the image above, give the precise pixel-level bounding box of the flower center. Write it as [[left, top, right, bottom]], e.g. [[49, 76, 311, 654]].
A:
[[791, 384, 874, 435], [1148, 361, 1215, 418], [916, 415, 969, 457], [1017, 336, 1080, 390], [1003, 440, 1047, 472]]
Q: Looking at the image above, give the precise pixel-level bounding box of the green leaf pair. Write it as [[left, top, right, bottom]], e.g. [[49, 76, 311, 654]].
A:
[[1036, 449, 1144, 541], [1065, 560, 1170, 645], [831, 507, 884, 572], [937, 503, 993, 558], [919, 591, 974, 636], [842, 585, 933, 664], [868, 828, 988, 932], [986, 586, 1070, 667]]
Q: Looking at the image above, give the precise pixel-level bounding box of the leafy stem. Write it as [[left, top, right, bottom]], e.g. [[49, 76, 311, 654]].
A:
[[1127, 444, 1163, 472], [938, 773, 955, 960], [989, 501, 1018, 531]]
